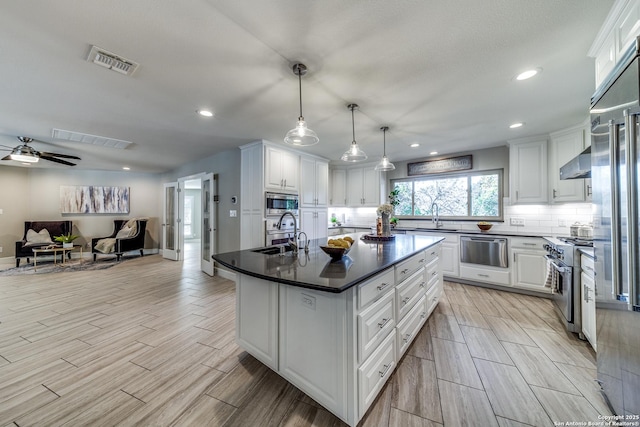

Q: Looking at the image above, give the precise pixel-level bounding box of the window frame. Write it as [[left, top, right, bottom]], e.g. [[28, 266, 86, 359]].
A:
[[390, 168, 504, 221]]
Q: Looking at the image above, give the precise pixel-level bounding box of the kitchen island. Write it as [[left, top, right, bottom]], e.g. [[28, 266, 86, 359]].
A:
[[213, 233, 444, 426]]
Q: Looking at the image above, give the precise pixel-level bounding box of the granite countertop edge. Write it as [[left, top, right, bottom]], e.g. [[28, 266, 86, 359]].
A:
[[328, 224, 564, 239]]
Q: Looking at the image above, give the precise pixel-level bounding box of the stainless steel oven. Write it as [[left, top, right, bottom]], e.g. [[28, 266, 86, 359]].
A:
[[545, 254, 574, 326], [265, 217, 296, 246], [265, 192, 299, 216]]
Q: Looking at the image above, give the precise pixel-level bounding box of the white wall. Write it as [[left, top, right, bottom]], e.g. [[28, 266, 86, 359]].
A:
[[0, 165, 161, 258]]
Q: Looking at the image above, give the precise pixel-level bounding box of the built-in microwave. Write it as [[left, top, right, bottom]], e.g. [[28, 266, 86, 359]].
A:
[[265, 192, 299, 216]]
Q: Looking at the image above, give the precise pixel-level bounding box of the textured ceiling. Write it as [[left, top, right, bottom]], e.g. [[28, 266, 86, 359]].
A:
[[0, 0, 614, 172]]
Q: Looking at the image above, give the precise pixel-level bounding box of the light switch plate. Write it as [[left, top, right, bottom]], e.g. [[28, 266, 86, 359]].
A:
[[510, 217, 525, 226], [229, 210, 237, 217]]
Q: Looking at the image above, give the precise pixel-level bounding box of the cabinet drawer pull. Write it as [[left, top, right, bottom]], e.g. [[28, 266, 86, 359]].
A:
[[431, 271, 437, 277], [421, 311, 427, 319], [403, 333, 412, 343], [401, 268, 410, 274], [419, 258, 425, 263], [478, 273, 490, 278], [419, 281, 426, 288], [523, 243, 536, 246], [377, 318, 390, 329], [430, 251, 436, 256], [402, 297, 411, 305], [377, 283, 390, 292], [379, 363, 391, 378]]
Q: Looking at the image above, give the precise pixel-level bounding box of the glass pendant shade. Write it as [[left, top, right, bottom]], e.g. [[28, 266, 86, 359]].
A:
[[284, 63, 319, 146], [284, 118, 319, 146], [342, 103, 367, 162], [374, 126, 395, 171], [341, 141, 368, 162]]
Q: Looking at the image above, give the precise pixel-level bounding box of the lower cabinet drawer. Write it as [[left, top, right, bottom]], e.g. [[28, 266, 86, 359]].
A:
[[425, 258, 439, 290], [396, 268, 426, 321], [425, 280, 443, 315], [357, 290, 395, 364], [358, 267, 395, 310], [396, 294, 427, 359], [395, 251, 427, 285], [460, 264, 510, 285], [358, 332, 396, 417]]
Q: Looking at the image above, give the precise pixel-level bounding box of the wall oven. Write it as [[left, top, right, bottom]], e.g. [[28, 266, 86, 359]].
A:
[[265, 192, 299, 216], [265, 217, 296, 246]]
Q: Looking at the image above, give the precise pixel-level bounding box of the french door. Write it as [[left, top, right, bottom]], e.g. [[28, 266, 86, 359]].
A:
[[162, 182, 181, 261], [200, 173, 217, 276]]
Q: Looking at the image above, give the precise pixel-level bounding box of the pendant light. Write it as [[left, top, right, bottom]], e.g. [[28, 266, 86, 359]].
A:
[[284, 63, 319, 146], [375, 126, 395, 172], [341, 103, 367, 162]]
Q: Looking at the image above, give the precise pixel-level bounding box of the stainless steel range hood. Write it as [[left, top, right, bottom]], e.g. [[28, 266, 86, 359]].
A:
[[560, 146, 591, 179]]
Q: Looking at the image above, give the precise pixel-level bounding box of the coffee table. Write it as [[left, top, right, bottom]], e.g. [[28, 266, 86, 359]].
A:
[[32, 245, 83, 271]]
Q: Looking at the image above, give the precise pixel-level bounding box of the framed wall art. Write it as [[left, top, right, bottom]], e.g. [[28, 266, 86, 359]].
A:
[[60, 186, 130, 214]]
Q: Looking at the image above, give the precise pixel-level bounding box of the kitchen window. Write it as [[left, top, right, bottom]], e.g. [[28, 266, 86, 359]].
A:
[[391, 169, 503, 220]]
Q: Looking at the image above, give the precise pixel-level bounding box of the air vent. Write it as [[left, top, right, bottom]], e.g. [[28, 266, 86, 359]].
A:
[[87, 45, 139, 76], [52, 129, 133, 149]]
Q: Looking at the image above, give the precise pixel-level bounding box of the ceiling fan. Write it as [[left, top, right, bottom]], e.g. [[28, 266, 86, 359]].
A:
[[0, 136, 81, 166]]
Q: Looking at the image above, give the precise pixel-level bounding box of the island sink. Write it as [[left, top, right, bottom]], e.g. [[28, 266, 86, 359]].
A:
[[250, 245, 293, 255]]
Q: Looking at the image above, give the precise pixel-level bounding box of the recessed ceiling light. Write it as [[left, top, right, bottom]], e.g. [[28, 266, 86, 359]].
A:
[[430, 151, 438, 155], [410, 143, 420, 148], [122, 166, 130, 170], [515, 68, 541, 81], [510, 122, 524, 129], [197, 109, 214, 117]]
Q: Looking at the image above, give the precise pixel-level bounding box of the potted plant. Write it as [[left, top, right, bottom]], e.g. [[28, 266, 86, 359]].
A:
[[390, 217, 398, 228], [54, 233, 79, 248]]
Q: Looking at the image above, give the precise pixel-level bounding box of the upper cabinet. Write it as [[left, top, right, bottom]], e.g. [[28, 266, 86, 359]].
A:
[[590, 0, 640, 88], [330, 169, 347, 207], [265, 146, 299, 192], [346, 166, 381, 207], [300, 156, 328, 207], [508, 137, 548, 204], [549, 124, 589, 203]]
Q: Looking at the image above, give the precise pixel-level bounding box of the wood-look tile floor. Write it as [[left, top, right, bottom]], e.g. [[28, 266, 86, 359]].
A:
[[0, 252, 612, 426]]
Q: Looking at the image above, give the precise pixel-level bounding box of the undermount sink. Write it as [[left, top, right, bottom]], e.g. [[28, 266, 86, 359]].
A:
[[251, 245, 293, 255]]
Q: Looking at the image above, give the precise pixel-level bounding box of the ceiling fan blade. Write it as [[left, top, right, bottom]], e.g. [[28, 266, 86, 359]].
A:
[[39, 155, 76, 166], [39, 151, 81, 160]]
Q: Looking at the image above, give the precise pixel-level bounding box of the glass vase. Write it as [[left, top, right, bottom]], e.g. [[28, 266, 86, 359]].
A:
[[381, 213, 391, 236]]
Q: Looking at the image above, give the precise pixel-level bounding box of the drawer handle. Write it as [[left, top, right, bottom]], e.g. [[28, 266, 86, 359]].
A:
[[523, 243, 536, 246], [401, 268, 410, 274], [377, 318, 390, 329], [403, 333, 412, 343], [377, 283, 390, 292], [379, 363, 392, 378], [419, 258, 425, 263], [402, 297, 411, 305], [430, 251, 436, 256], [419, 282, 426, 288], [431, 271, 437, 276], [477, 273, 490, 278], [421, 311, 427, 319]]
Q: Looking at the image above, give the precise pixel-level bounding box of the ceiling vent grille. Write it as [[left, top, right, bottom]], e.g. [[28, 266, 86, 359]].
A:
[[52, 128, 133, 149], [87, 45, 139, 76]]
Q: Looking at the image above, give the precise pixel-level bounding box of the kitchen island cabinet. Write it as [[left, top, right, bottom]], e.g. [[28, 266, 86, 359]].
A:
[[510, 237, 548, 292], [213, 233, 443, 426]]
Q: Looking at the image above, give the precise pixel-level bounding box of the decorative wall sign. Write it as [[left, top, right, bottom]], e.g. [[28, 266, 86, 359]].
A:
[[60, 186, 130, 214], [407, 155, 472, 176]]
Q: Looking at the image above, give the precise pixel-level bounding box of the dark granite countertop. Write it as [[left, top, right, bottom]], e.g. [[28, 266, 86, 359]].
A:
[[328, 224, 558, 239], [213, 232, 444, 293]]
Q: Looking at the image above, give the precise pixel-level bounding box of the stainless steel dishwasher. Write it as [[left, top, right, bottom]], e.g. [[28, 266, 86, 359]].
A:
[[460, 236, 508, 268]]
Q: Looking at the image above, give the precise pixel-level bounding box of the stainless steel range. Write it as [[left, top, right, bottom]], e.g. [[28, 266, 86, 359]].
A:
[[543, 236, 593, 335]]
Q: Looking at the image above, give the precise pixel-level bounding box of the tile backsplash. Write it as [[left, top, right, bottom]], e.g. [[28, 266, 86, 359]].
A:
[[329, 201, 593, 237]]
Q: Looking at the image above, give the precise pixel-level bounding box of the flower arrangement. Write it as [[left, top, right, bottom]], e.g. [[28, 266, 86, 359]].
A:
[[377, 203, 394, 216]]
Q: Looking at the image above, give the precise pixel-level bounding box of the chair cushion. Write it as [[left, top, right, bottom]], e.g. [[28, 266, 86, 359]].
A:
[[24, 228, 54, 247], [116, 226, 134, 239]]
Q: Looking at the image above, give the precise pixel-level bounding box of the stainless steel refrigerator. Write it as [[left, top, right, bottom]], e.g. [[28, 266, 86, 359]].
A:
[[591, 36, 640, 416]]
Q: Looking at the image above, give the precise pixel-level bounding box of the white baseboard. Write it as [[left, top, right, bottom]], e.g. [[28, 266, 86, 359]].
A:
[[215, 266, 236, 281]]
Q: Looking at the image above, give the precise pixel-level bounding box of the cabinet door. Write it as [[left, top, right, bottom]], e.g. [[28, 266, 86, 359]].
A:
[[316, 161, 329, 206], [331, 169, 347, 206], [549, 127, 586, 203], [281, 150, 299, 191], [315, 209, 328, 239], [346, 168, 365, 206], [440, 242, 460, 277], [300, 209, 316, 240], [509, 140, 548, 204], [265, 146, 283, 190], [300, 157, 317, 207], [362, 167, 380, 206], [511, 249, 548, 292], [581, 271, 596, 350]]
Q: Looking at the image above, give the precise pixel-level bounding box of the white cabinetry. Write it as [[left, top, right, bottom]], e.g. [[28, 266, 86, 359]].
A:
[[300, 156, 328, 207], [508, 137, 548, 204], [240, 143, 265, 249], [590, 0, 640, 88], [265, 146, 299, 192], [510, 237, 549, 293], [300, 208, 328, 241], [581, 254, 597, 350], [413, 232, 459, 278], [346, 166, 380, 207], [330, 169, 347, 207], [549, 125, 589, 203]]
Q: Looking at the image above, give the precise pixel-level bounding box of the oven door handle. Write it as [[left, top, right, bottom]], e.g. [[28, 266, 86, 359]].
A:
[[544, 255, 571, 274]]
